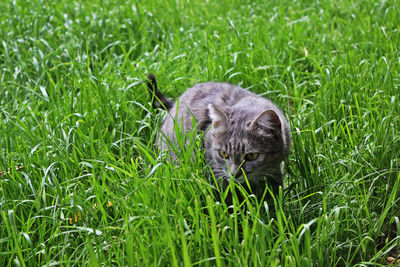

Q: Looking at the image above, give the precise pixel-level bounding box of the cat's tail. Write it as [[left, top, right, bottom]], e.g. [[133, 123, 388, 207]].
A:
[[146, 73, 174, 110]]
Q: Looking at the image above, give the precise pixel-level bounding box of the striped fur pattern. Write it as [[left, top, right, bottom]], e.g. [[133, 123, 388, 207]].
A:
[[146, 74, 290, 198]]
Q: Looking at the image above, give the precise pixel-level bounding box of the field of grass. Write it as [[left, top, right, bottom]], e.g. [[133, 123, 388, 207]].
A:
[[1, 0, 399, 265]]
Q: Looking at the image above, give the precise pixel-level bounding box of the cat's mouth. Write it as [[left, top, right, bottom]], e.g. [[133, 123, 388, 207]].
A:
[[223, 170, 247, 184], [222, 169, 281, 185]]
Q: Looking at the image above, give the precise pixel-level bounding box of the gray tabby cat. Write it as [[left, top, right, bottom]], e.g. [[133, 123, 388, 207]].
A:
[[146, 73, 290, 199]]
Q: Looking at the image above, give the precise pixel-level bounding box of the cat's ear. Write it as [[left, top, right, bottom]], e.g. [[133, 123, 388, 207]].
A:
[[208, 104, 228, 131], [250, 110, 281, 136]]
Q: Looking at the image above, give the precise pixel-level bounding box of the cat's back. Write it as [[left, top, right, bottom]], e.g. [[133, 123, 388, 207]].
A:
[[178, 82, 253, 108]]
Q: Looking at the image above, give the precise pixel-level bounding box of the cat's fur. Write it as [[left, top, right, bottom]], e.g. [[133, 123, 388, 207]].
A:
[[146, 73, 290, 199]]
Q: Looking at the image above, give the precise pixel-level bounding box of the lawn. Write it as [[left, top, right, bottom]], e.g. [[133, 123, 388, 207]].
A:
[[1, 0, 399, 265]]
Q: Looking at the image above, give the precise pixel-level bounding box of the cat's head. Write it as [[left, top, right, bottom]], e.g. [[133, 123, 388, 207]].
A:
[[207, 103, 289, 186]]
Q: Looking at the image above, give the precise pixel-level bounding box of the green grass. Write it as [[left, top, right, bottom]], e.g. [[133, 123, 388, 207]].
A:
[[1, 0, 399, 265]]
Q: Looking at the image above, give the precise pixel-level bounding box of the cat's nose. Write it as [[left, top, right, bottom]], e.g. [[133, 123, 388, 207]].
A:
[[228, 164, 242, 178]]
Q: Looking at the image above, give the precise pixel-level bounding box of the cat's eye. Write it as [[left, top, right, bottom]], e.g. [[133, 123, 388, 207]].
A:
[[218, 150, 229, 159], [245, 152, 259, 161]]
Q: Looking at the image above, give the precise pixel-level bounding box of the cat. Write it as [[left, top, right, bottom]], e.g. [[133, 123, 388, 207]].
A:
[[146, 73, 290, 201]]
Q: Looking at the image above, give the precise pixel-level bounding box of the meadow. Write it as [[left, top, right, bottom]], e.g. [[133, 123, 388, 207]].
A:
[[1, 0, 399, 265]]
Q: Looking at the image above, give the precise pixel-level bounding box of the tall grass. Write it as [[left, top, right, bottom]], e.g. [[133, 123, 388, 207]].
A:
[[1, 0, 399, 265]]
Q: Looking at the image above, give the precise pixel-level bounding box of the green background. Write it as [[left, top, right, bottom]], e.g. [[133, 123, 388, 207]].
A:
[[0, 0, 399, 265]]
